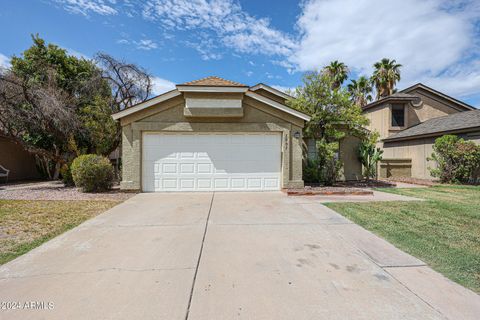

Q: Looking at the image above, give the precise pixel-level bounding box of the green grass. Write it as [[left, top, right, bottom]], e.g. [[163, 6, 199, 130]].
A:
[[0, 200, 120, 265], [325, 185, 480, 293]]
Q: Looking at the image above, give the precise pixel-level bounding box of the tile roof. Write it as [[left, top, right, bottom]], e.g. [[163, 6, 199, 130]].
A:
[[384, 109, 480, 141], [180, 76, 247, 87]]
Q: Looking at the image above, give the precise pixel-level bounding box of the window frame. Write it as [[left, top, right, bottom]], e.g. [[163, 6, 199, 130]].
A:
[[390, 103, 406, 129]]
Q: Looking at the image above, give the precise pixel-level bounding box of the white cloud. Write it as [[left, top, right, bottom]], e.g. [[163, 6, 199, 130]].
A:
[[116, 38, 158, 51], [185, 33, 223, 60], [271, 85, 295, 95], [64, 47, 89, 59], [134, 39, 158, 50], [0, 53, 11, 71], [151, 76, 176, 95], [290, 0, 480, 98], [412, 60, 480, 99], [47, 0, 480, 100], [53, 0, 118, 16], [142, 0, 296, 57]]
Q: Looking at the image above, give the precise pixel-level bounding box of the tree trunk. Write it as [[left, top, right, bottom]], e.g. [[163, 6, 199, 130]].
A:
[[52, 161, 61, 180]]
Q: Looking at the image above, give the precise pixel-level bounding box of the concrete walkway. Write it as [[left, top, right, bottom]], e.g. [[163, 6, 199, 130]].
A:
[[0, 192, 478, 319]]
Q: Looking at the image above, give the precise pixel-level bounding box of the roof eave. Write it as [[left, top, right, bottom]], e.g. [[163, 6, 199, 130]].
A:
[[250, 83, 292, 100], [362, 97, 417, 110], [112, 89, 181, 120], [400, 83, 475, 111], [245, 91, 311, 121], [383, 126, 480, 142]]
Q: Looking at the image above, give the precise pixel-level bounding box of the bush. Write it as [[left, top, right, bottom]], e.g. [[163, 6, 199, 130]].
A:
[[303, 158, 322, 183], [358, 137, 383, 181], [429, 135, 480, 184], [71, 154, 114, 192], [303, 139, 342, 186], [60, 163, 74, 186]]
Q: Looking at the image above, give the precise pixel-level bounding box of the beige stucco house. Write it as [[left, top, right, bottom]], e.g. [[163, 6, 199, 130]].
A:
[[363, 83, 479, 179], [112, 76, 310, 192]]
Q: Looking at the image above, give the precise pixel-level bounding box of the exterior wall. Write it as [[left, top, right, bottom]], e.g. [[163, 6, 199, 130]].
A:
[[120, 95, 304, 191], [379, 159, 412, 178], [339, 135, 362, 181], [0, 136, 40, 181], [365, 90, 470, 180], [365, 92, 464, 141], [382, 131, 480, 179], [382, 138, 436, 179], [364, 105, 391, 140], [303, 136, 363, 181], [406, 89, 467, 127]]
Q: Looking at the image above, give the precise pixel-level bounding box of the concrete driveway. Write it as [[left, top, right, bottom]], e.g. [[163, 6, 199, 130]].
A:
[[0, 192, 478, 319]]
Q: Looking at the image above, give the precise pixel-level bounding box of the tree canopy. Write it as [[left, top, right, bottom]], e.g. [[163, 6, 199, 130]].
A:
[[371, 58, 402, 99], [288, 70, 369, 184], [0, 35, 151, 179]]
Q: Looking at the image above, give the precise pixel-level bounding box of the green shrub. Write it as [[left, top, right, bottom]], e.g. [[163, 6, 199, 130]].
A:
[[303, 158, 322, 183], [358, 139, 383, 181], [429, 135, 480, 184], [60, 163, 74, 186], [71, 154, 114, 192]]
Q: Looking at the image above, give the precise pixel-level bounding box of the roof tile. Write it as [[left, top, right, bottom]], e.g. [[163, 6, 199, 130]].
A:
[[180, 76, 247, 87]]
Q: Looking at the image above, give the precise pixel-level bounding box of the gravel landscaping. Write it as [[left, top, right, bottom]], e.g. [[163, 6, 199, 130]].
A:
[[0, 181, 136, 201], [285, 180, 396, 196]]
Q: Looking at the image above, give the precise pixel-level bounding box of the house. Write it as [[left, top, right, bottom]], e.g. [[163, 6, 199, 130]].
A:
[[112, 76, 310, 192], [0, 134, 40, 181], [363, 83, 479, 179]]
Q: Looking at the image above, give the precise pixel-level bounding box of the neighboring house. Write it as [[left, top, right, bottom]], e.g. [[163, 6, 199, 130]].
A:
[[0, 135, 40, 181], [363, 83, 478, 179], [112, 76, 310, 192]]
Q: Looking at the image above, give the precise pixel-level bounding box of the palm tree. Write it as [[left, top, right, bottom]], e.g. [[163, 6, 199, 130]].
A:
[[371, 58, 402, 99], [323, 60, 349, 89], [347, 76, 373, 107]]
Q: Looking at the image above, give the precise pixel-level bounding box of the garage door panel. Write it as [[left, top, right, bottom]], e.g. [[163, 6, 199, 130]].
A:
[[142, 133, 281, 191]]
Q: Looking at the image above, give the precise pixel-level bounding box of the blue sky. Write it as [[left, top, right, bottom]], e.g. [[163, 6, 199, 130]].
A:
[[1, 0, 479, 106]]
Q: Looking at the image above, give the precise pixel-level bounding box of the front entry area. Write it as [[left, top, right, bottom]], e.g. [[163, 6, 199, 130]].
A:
[[142, 132, 282, 192]]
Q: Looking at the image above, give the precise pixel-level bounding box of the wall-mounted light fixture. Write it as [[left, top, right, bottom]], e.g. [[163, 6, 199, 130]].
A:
[[293, 131, 301, 139]]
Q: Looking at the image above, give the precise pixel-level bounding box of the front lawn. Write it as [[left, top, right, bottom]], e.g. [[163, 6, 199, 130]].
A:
[[325, 185, 480, 293], [0, 200, 120, 265]]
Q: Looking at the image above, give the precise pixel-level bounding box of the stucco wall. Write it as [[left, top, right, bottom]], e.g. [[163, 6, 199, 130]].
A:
[[0, 136, 40, 181], [365, 89, 472, 180], [382, 131, 480, 179], [303, 136, 363, 181], [365, 90, 464, 142], [120, 95, 304, 191]]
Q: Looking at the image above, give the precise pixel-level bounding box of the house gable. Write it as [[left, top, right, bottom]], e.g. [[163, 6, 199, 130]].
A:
[[363, 83, 475, 140], [401, 83, 474, 112], [130, 94, 305, 128]]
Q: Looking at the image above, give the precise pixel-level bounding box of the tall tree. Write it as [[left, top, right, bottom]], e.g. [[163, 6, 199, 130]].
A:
[[322, 60, 349, 89], [347, 76, 373, 107], [0, 36, 151, 179], [288, 71, 368, 185], [371, 58, 402, 99], [95, 53, 152, 113]]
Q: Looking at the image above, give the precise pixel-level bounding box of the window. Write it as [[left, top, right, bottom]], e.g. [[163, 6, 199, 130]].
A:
[[391, 104, 405, 127]]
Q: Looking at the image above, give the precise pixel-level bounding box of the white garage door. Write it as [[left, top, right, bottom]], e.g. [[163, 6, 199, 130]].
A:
[[142, 133, 282, 192]]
